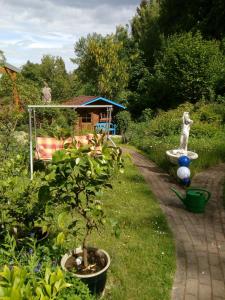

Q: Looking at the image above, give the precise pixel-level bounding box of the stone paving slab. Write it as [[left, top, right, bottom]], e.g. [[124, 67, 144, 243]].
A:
[[127, 149, 225, 300]]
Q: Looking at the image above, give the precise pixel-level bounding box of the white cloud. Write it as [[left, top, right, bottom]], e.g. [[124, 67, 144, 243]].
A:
[[0, 0, 140, 71]]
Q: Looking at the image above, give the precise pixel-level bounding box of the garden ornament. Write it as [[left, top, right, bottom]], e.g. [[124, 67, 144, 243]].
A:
[[170, 187, 211, 213], [42, 82, 52, 103], [178, 155, 190, 167], [166, 112, 198, 164], [179, 112, 193, 152], [177, 166, 190, 180]]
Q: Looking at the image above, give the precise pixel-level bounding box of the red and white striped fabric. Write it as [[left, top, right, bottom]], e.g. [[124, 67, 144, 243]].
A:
[[35, 135, 98, 160], [35, 137, 64, 160]]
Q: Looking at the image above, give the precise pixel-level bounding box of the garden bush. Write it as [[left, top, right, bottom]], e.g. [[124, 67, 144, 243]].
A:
[[0, 235, 93, 300], [154, 32, 225, 105]]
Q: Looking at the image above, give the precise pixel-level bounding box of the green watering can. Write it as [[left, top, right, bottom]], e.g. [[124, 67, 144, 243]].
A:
[[171, 187, 211, 213]]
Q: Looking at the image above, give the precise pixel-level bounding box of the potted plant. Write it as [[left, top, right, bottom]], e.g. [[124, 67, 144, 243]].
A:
[[40, 139, 123, 294]]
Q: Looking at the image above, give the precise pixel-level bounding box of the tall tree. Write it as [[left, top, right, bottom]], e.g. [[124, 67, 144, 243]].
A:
[[72, 33, 129, 100], [131, 0, 162, 69], [159, 0, 225, 40], [22, 55, 72, 101]]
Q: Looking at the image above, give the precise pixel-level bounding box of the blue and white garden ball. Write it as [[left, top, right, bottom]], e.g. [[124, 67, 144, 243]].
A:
[[182, 177, 191, 186], [177, 166, 191, 180], [178, 155, 190, 167]]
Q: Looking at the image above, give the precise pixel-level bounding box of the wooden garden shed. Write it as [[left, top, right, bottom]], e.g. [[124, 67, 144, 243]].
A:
[[63, 96, 126, 133]]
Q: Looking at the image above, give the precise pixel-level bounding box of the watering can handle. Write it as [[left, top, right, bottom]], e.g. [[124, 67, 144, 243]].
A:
[[170, 187, 184, 201], [188, 188, 211, 203]]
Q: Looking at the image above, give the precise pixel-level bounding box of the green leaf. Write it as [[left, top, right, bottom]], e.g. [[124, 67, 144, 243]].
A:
[[38, 186, 50, 202], [56, 232, 65, 246]]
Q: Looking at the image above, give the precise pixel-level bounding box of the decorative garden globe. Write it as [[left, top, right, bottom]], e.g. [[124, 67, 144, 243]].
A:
[[177, 166, 191, 180], [178, 155, 190, 167], [182, 177, 191, 186]]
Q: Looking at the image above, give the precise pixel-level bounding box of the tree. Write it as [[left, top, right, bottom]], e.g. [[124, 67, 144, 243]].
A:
[[131, 0, 162, 69], [154, 32, 225, 105], [22, 55, 72, 101], [0, 73, 41, 106], [159, 0, 225, 40], [21, 61, 42, 84], [73, 33, 129, 100]]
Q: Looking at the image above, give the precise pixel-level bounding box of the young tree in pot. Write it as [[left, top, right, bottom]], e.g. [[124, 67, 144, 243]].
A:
[[40, 142, 123, 293]]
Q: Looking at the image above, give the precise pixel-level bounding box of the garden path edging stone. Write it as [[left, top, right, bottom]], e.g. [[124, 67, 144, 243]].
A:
[[125, 148, 225, 300]]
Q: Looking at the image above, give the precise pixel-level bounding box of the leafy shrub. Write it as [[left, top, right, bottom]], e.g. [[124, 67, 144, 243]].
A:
[[154, 32, 225, 105], [116, 110, 132, 143], [194, 102, 225, 124], [59, 274, 93, 300], [0, 106, 25, 159], [190, 122, 223, 138], [0, 169, 49, 242], [0, 233, 93, 300], [34, 106, 78, 139], [0, 264, 71, 299]]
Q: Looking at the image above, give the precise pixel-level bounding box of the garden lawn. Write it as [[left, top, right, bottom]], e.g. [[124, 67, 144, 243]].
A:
[[89, 155, 176, 300], [130, 135, 225, 179]]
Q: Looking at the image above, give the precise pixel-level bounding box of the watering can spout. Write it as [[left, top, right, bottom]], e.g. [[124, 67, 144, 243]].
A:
[[170, 187, 185, 203]]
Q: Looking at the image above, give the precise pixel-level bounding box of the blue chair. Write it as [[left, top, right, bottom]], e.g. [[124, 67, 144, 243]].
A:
[[95, 123, 116, 135]]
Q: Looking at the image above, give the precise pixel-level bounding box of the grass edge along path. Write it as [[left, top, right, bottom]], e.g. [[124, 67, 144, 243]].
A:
[[89, 154, 176, 300]]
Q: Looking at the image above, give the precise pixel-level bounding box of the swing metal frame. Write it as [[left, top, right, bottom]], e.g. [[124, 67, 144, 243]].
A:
[[28, 104, 114, 179]]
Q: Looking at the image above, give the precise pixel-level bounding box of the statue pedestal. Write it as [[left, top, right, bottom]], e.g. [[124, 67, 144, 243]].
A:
[[166, 149, 198, 164]]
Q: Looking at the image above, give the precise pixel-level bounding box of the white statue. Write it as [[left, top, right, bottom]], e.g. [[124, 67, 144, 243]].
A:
[[179, 112, 193, 152], [42, 82, 52, 103]]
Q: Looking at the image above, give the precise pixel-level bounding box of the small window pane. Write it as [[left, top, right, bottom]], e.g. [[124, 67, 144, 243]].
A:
[[82, 113, 91, 123]]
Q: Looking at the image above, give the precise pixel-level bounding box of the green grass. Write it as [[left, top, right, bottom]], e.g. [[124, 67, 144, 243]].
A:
[[88, 155, 176, 300], [131, 135, 225, 178]]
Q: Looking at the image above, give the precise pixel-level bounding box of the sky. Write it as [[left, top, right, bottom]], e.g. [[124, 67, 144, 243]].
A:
[[0, 0, 140, 71]]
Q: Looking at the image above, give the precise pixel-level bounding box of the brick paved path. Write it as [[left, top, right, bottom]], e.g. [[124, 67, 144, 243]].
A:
[[127, 149, 225, 300]]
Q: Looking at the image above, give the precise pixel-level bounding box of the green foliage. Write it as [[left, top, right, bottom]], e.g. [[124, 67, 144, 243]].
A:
[[139, 108, 154, 122], [0, 106, 25, 159], [40, 139, 123, 268], [0, 233, 93, 300], [16, 74, 42, 106], [59, 274, 93, 300], [0, 265, 70, 299], [35, 107, 78, 139], [0, 72, 41, 107], [131, 0, 162, 69], [73, 33, 129, 99], [159, 0, 225, 40], [154, 32, 225, 106], [0, 75, 13, 100], [0, 170, 48, 241], [116, 111, 132, 143], [21, 55, 73, 101]]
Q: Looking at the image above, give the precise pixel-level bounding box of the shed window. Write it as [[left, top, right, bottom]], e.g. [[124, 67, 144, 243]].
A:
[[82, 113, 91, 123], [100, 112, 107, 120]]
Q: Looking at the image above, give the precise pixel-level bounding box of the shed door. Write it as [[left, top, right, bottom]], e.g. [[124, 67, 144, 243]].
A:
[[80, 112, 93, 132]]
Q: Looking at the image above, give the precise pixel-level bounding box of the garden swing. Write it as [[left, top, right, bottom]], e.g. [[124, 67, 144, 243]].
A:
[[28, 104, 116, 179]]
